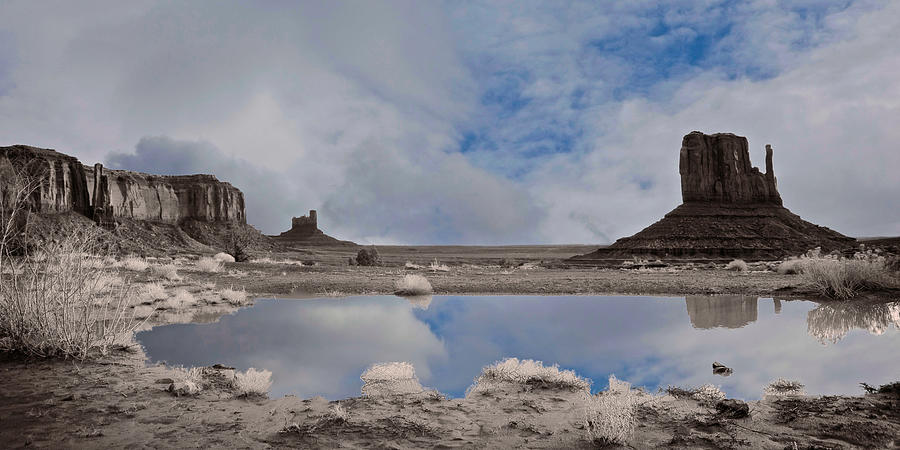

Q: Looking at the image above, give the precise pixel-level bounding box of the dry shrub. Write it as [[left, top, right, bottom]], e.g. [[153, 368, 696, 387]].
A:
[[404, 261, 422, 270], [725, 259, 748, 272], [691, 384, 726, 405], [394, 274, 433, 296], [356, 247, 380, 266], [213, 252, 235, 263], [583, 375, 639, 446], [801, 256, 893, 299], [162, 289, 197, 309], [233, 367, 272, 397], [0, 229, 144, 359], [429, 259, 450, 272], [145, 282, 169, 301], [764, 378, 805, 396], [777, 258, 805, 275], [150, 264, 181, 281], [120, 256, 150, 272], [360, 362, 425, 397], [467, 358, 590, 396], [195, 257, 223, 273], [221, 287, 249, 305]]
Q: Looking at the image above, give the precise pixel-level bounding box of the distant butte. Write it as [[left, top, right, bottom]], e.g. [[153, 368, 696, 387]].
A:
[[572, 131, 855, 262], [272, 210, 356, 247]]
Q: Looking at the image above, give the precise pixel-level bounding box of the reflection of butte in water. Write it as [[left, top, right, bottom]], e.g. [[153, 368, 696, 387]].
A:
[[685, 296, 780, 329]]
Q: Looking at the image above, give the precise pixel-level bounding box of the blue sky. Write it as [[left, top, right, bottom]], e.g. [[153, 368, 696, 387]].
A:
[[1, 0, 898, 244]]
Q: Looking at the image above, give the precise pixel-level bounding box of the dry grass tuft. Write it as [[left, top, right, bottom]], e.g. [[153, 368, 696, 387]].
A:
[[725, 259, 748, 272], [583, 375, 640, 446], [120, 256, 150, 272], [221, 287, 250, 306], [162, 289, 197, 310], [394, 274, 433, 296], [777, 258, 805, 275], [233, 367, 272, 397], [801, 254, 894, 299], [467, 358, 590, 396], [145, 282, 169, 302], [150, 264, 182, 281], [764, 378, 805, 396], [360, 362, 425, 396], [195, 257, 224, 273], [429, 259, 450, 272]]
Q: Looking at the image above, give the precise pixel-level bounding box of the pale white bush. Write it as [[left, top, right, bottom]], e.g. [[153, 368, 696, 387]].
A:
[[429, 259, 450, 272], [692, 384, 726, 404], [213, 252, 236, 263], [250, 257, 303, 266], [221, 288, 249, 305], [394, 274, 433, 296], [150, 264, 182, 281], [360, 362, 425, 396], [233, 367, 272, 397], [145, 282, 169, 302], [162, 289, 197, 309], [195, 257, 223, 273], [327, 404, 349, 422], [725, 259, 748, 272], [467, 358, 590, 396], [583, 375, 639, 446], [777, 258, 805, 275], [764, 378, 805, 397], [404, 261, 422, 270], [120, 256, 149, 272]]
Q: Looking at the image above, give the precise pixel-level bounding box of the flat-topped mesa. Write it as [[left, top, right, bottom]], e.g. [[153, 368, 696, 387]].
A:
[[1, 145, 246, 225], [679, 131, 782, 205]]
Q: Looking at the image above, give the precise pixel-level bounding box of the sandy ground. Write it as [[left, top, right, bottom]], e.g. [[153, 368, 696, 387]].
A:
[[1, 249, 899, 448]]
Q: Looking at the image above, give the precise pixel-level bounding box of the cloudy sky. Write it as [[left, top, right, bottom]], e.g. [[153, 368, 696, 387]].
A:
[[1, 1, 897, 244]]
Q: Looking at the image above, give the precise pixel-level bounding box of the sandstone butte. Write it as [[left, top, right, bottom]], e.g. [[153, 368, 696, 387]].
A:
[[0, 144, 245, 226], [572, 131, 855, 262]]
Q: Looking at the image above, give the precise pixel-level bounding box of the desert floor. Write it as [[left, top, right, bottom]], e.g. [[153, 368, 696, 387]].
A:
[[1, 245, 898, 448]]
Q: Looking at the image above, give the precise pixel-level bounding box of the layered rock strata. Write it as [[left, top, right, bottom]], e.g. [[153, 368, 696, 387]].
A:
[[1, 145, 245, 225], [572, 131, 854, 262]]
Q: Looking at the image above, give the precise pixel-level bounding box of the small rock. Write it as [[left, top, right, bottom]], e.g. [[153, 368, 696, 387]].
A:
[[167, 380, 200, 397], [712, 361, 733, 377], [715, 399, 749, 418]]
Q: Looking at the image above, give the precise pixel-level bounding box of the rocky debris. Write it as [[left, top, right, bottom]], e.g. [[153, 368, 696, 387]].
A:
[[167, 381, 201, 397], [273, 209, 357, 246], [572, 131, 855, 262]]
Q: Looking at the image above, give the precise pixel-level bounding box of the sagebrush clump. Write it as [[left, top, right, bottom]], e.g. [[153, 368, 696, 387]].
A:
[[466, 358, 591, 396], [725, 259, 748, 272], [394, 274, 433, 296], [233, 367, 273, 397]]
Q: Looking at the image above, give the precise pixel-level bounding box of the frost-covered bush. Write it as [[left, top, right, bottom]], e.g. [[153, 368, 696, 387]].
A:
[[120, 256, 149, 272], [777, 258, 805, 275], [195, 257, 224, 273], [583, 375, 639, 446], [466, 358, 590, 396], [764, 378, 805, 396], [233, 367, 272, 397], [360, 362, 425, 397], [394, 274, 433, 296], [725, 259, 748, 272], [221, 288, 249, 305], [150, 264, 181, 281]]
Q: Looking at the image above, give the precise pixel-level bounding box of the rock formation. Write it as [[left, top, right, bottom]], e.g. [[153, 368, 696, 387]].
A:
[[273, 210, 356, 246], [2, 145, 246, 225], [571, 131, 854, 262]]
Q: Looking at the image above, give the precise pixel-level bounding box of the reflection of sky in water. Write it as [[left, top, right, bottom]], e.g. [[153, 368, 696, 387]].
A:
[[136, 296, 900, 400]]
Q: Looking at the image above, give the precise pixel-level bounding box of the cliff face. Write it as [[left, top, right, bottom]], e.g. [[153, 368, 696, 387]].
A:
[[1, 145, 245, 225], [679, 132, 782, 205], [0, 145, 91, 215]]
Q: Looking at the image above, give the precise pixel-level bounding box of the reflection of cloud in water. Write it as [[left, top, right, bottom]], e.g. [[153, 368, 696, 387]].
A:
[[685, 296, 759, 329], [807, 301, 900, 344], [137, 297, 448, 399], [139, 296, 900, 401]]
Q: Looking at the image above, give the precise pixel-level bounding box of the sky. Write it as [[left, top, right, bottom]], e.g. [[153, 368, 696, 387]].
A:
[[1, 0, 898, 244]]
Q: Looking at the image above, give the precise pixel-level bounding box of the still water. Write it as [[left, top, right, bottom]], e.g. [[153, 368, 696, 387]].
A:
[[136, 295, 900, 400]]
